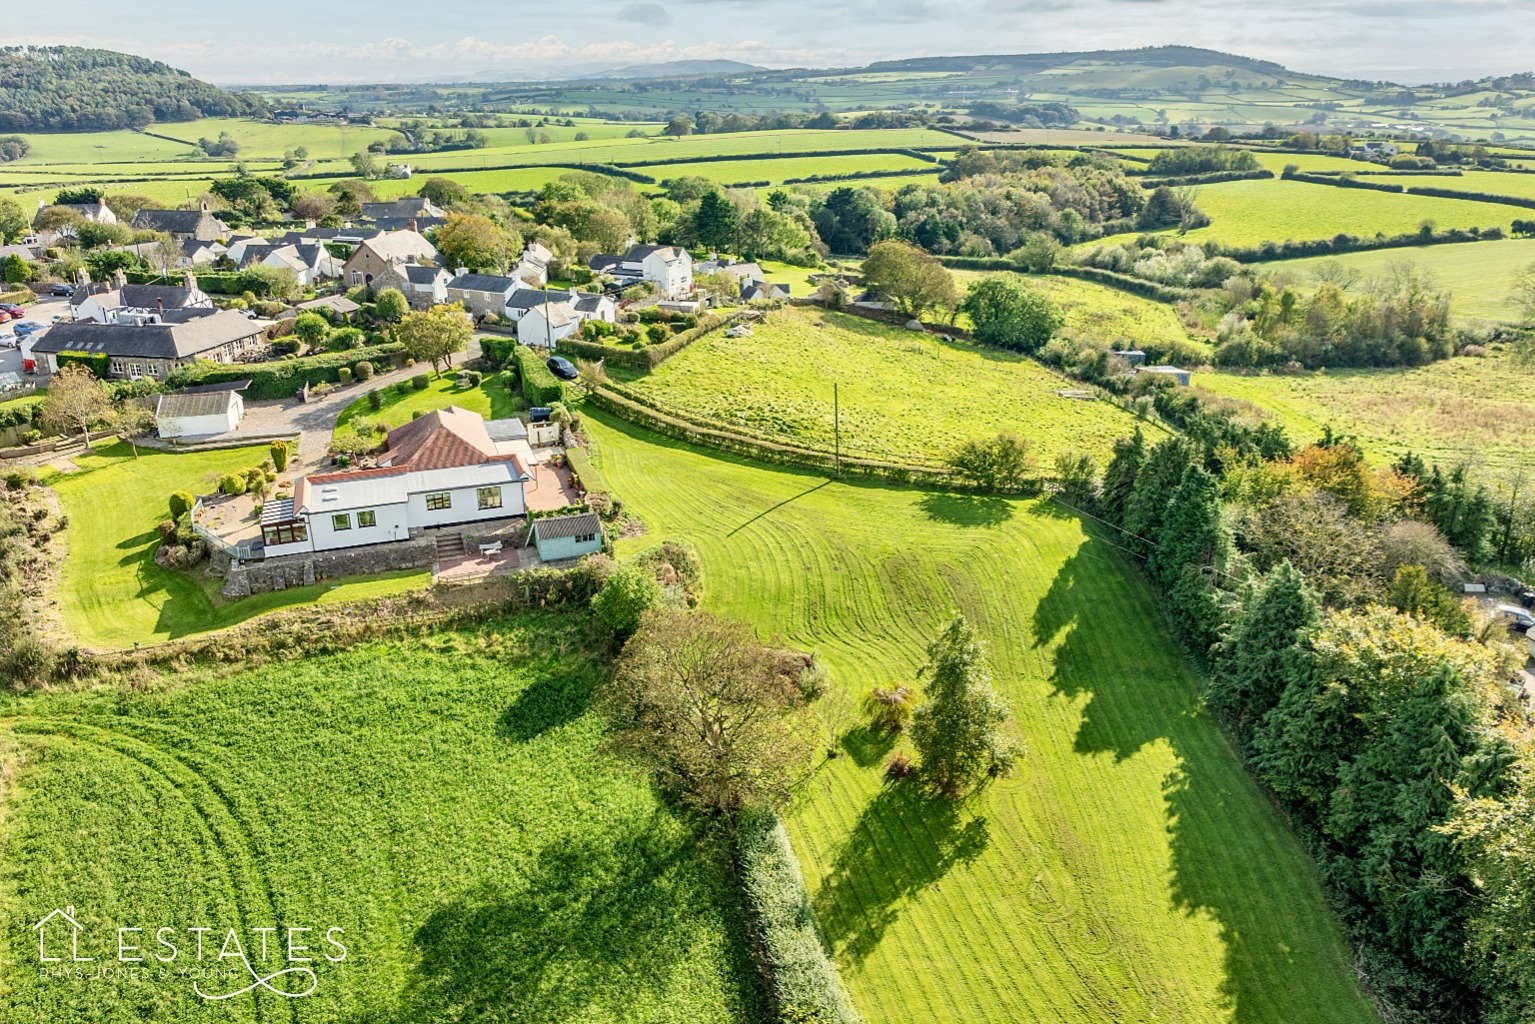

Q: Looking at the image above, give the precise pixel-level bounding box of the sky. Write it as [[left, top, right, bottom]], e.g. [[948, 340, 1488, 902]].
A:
[[11, 0, 1535, 85]]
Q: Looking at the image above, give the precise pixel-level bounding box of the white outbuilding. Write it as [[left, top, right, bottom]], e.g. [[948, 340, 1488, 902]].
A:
[[155, 388, 245, 438]]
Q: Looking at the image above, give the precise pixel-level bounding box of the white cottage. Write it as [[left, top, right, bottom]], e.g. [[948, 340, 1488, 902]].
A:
[[260, 407, 530, 557]]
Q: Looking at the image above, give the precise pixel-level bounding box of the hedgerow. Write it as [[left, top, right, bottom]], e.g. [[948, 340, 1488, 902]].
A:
[[165, 342, 403, 400], [513, 345, 564, 405], [555, 315, 725, 372]]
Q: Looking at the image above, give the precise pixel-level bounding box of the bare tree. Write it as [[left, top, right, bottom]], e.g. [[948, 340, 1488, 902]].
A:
[[40, 366, 111, 450]]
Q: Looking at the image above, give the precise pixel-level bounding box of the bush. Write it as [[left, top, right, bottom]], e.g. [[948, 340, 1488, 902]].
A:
[[589, 562, 659, 643], [355, 360, 374, 381], [884, 750, 915, 779], [645, 323, 669, 344], [164, 342, 403, 400], [736, 806, 861, 1024], [411, 374, 430, 391], [460, 369, 483, 388], [168, 490, 195, 518], [514, 345, 564, 406], [4, 634, 55, 688], [327, 326, 366, 351], [337, 366, 353, 385], [218, 473, 248, 496], [366, 389, 383, 411], [268, 441, 289, 472]]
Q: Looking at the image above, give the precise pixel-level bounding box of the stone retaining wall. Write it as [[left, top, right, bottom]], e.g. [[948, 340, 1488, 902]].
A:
[[223, 535, 437, 597]]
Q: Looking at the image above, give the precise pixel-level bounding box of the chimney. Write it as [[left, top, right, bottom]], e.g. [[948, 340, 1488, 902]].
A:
[[113, 268, 128, 290], [77, 268, 91, 287], [456, 266, 468, 278], [156, 298, 165, 310], [185, 271, 197, 294], [407, 218, 418, 234]]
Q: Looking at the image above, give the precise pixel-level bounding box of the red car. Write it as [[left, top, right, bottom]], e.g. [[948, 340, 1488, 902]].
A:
[[0, 303, 24, 321]]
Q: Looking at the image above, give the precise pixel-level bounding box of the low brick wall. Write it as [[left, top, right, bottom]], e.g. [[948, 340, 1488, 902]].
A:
[[224, 535, 437, 597]]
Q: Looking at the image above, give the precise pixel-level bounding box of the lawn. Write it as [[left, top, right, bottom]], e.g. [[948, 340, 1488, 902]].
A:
[[46, 442, 431, 649], [1194, 354, 1535, 471], [585, 410, 1379, 1024], [0, 609, 766, 1023], [333, 369, 522, 441], [622, 305, 1162, 466], [1258, 236, 1535, 320], [1097, 178, 1533, 248]]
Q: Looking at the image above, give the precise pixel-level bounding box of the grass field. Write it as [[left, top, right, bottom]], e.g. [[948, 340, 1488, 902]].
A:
[[149, 117, 403, 159], [1259, 236, 1535, 320], [1100, 178, 1532, 248], [586, 410, 1379, 1024], [630, 153, 935, 186], [0, 609, 765, 1023], [622, 304, 1163, 465], [334, 369, 522, 439], [1195, 354, 1535, 470], [45, 442, 431, 649]]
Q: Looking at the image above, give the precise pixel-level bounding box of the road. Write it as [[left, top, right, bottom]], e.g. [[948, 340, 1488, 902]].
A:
[[1, 294, 71, 384]]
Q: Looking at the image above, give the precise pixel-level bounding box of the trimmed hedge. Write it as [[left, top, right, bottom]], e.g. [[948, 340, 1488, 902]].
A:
[[737, 806, 862, 1024], [1210, 225, 1503, 264], [1406, 184, 1535, 210], [55, 351, 110, 377], [555, 314, 725, 372], [165, 342, 404, 400], [563, 446, 607, 494], [513, 345, 564, 406], [1283, 171, 1404, 193], [1136, 168, 1274, 188], [0, 288, 33, 305], [123, 268, 285, 295]]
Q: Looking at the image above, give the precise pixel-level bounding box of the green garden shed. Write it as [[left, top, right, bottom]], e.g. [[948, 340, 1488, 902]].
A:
[[532, 511, 603, 562]]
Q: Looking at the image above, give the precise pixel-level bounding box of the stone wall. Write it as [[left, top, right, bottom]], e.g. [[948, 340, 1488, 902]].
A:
[[223, 535, 437, 597]]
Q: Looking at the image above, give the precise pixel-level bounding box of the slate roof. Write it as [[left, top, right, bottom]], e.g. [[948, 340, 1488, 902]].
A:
[[356, 230, 437, 264], [402, 264, 448, 284], [131, 209, 215, 234], [484, 417, 529, 442], [32, 310, 263, 360], [447, 273, 517, 293], [535, 511, 602, 541], [155, 390, 239, 419], [119, 284, 203, 309], [505, 287, 573, 311], [296, 295, 360, 314]]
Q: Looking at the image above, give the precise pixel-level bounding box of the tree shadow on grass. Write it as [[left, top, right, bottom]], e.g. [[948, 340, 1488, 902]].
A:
[[917, 492, 1014, 528], [839, 724, 898, 768], [813, 780, 990, 966], [395, 815, 763, 1023], [497, 669, 597, 741]]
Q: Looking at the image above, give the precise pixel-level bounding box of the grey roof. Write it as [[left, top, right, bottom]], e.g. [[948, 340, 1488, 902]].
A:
[[483, 417, 529, 442], [155, 308, 222, 324], [261, 497, 296, 525], [403, 264, 448, 284], [360, 199, 436, 219], [33, 310, 263, 361], [447, 273, 517, 293], [370, 216, 446, 233], [179, 378, 252, 394], [132, 208, 216, 233], [296, 295, 360, 314], [119, 284, 203, 309], [505, 288, 573, 311], [156, 390, 238, 419], [588, 254, 623, 272], [535, 511, 602, 540], [571, 293, 608, 313]]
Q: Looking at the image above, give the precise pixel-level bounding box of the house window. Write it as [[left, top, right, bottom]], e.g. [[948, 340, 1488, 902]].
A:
[[262, 522, 308, 545], [426, 492, 452, 511], [357, 510, 377, 528], [332, 513, 352, 531], [351, 271, 361, 285], [477, 487, 502, 510]]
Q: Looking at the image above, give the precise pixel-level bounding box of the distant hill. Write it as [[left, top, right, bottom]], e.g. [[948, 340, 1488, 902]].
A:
[[577, 59, 765, 80], [859, 45, 1298, 77], [0, 46, 267, 133]]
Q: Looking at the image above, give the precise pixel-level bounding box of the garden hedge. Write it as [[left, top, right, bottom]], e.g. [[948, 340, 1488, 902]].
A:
[[165, 342, 404, 400], [563, 446, 607, 495], [737, 806, 862, 1024], [0, 288, 32, 305], [54, 351, 110, 377], [555, 314, 725, 372], [513, 345, 564, 406]]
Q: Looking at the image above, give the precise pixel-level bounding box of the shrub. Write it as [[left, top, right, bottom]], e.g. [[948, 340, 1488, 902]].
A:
[[460, 369, 483, 388], [337, 366, 353, 385], [514, 345, 564, 406], [862, 685, 916, 732], [4, 634, 55, 688], [168, 490, 195, 518], [218, 473, 248, 496], [268, 441, 289, 472], [884, 750, 915, 779], [355, 360, 375, 381], [411, 374, 430, 391], [366, 389, 384, 411], [589, 562, 660, 643], [736, 806, 861, 1024]]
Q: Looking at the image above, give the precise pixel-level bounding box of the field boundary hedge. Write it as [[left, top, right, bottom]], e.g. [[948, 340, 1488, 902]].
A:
[[165, 342, 404, 399], [617, 147, 944, 171], [1136, 169, 1274, 187], [1283, 171, 1404, 193], [1213, 225, 1505, 263], [737, 806, 862, 1024], [555, 314, 725, 372], [933, 255, 1195, 303]]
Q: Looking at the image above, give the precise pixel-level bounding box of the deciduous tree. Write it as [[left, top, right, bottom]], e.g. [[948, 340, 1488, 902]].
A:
[[40, 365, 111, 450], [959, 275, 1062, 353], [861, 239, 956, 321], [392, 303, 471, 377]]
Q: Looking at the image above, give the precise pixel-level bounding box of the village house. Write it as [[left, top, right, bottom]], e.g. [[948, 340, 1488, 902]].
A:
[[513, 241, 553, 286], [58, 197, 116, 225], [740, 280, 791, 302], [32, 309, 268, 380], [518, 300, 581, 348], [360, 197, 444, 221], [259, 407, 531, 558], [445, 272, 521, 318], [373, 262, 451, 309], [256, 243, 341, 285], [342, 228, 439, 288], [131, 200, 226, 242], [504, 284, 616, 325], [68, 270, 216, 324], [588, 244, 693, 299], [295, 294, 360, 321]]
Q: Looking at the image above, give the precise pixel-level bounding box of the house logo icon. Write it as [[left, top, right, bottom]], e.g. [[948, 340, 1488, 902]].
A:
[[34, 905, 92, 963]]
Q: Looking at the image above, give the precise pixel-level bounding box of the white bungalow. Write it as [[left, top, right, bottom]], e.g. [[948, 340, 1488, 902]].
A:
[[259, 407, 531, 557]]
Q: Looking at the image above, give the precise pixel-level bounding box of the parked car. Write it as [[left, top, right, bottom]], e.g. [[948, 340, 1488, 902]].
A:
[[49, 283, 74, 297], [546, 356, 579, 381], [13, 321, 43, 336], [51, 313, 71, 324], [0, 332, 17, 349], [1496, 604, 1535, 635], [0, 303, 24, 320]]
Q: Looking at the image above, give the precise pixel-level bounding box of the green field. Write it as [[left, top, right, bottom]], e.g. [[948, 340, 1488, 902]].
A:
[[46, 443, 430, 649], [622, 304, 1164, 465], [334, 369, 521, 439], [585, 410, 1378, 1024], [1195, 354, 1535, 469], [1101, 178, 1532, 248], [631, 152, 934, 186], [1260, 236, 1535, 320], [150, 117, 403, 159], [0, 609, 764, 1023]]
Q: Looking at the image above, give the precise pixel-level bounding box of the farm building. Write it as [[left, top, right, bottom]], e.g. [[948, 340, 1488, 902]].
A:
[[532, 511, 603, 562], [155, 388, 245, 438], [259, 407, 531, 558], [1111, 349, 1147, 367], [1138, 365, 1191, 386]]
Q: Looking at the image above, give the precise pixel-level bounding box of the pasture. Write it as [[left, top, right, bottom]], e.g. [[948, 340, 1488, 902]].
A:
[[1100, 178, 1532, 248], [1195, 354, 1535, 470], [587, 410, 1379, 1024], [633, 152, 935, 186], [44, 442, 430, 649], [0, 609, 765, 1023], [1259, 236, 1535, 320], [621, 304, 1163, 466]]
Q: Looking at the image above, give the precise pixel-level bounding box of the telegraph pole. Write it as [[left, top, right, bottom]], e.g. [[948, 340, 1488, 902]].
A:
[[833, 381, 841, 476]]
